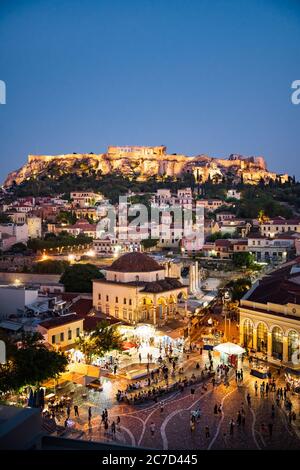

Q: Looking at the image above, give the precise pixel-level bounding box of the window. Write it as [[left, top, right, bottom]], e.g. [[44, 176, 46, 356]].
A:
[[106, 295, 109, 302], [68, 330, 72, 340], [115, 296, 118, 303], [52, 335, 56, 344], [76, 327, 80, 338], [123, 309, 127, 319], [124, 298, 127, 304], [129, 299, 132, 306], [60, 332, 64, 342], [98, 293, 101, 300]]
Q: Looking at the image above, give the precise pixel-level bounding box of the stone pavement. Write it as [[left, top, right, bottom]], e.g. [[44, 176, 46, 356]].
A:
[[55, 358, 300, 450]]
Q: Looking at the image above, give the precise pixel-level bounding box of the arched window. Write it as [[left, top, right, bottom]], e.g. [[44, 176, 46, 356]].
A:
[[272, 327, 283, 359], [243, 319, 253, 348], [288, 330, 299, 362], [257, 322, 268, 353]]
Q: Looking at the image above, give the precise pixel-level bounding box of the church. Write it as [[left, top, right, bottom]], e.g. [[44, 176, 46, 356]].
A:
[[92, 252, 188, 325]]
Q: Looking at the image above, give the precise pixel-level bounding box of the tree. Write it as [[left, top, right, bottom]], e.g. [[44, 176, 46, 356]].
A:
[[0, 332, 68, 392], [76, 321, 123, 364], [141, 238, 158, 250], [10, 242, 27, 254], [0, 213, 11, 223], [57, 210, 77, 225], [226, 277, 252, 301], [232, 252, 255, 268], [32, 259, 69, 274], [60, 263, 104, 292]]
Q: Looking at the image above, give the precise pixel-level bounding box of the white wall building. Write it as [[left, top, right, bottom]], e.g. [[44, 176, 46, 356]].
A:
[[0, 285, 39, 319]]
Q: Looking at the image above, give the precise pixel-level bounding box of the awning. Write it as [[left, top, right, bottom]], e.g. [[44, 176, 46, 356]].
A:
[[214, 342, 245, 355]]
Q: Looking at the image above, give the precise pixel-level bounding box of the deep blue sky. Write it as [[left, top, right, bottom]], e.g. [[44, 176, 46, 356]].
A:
[[0, 0, 299, 182]]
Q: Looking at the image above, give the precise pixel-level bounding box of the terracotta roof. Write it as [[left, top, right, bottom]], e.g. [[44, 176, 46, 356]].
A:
[[215, 239, 232, 247], [142, 277, 184, 293], [246, 259, 300, 306], [107, 252, 164, 273], [72, 299, 93, 317], [39, 314, 82, 330]]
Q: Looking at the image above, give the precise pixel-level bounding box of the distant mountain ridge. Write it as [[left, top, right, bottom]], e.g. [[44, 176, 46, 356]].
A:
[[4, 145, 289, 187]]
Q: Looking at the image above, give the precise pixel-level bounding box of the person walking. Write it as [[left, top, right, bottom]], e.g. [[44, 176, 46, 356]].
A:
[[205, 425, 210, 438], [160, 403, 164, 414], [247, 393, 251, 406], [254, 381, 258, 396], [229, 419, 235, 435], [150, 422, 156, 437], [111, 421, 116, 438], [88, 406, 92, 423], [116, 415, 121, 430], [66, 405, 71, 419], [74, 405, 79, 417]]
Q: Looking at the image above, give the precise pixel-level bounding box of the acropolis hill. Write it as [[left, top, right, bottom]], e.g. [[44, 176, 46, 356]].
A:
[[4, 145, 289, 187]]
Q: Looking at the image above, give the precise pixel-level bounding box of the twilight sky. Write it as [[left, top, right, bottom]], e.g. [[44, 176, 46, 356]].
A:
[[0, 0, 299, 182]]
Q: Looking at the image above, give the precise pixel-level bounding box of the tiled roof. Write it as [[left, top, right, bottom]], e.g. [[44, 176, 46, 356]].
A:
[[39, 314, 82, 330], [107, 252, 164, 273], [246, 259, 300, 306]]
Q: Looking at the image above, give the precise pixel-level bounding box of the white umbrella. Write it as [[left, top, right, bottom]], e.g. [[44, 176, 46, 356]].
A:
[[214, 342, 245, 355]]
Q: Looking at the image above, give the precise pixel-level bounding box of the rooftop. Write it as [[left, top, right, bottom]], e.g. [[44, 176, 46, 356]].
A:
[[106, 252, 164, 273]]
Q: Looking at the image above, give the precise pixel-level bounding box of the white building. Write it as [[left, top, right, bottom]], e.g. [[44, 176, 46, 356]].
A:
[[27, 216, 42, 239], [70, 192, 103, 208], [0, 285, 39, 319], [260, 218, 300, 238], [227, 189, 241, 200], [0, 223, 28, 244]]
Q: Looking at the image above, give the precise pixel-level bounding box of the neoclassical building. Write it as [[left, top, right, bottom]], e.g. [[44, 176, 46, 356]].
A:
[[239, 259, 300, 366], [92, 252, 188, 325]]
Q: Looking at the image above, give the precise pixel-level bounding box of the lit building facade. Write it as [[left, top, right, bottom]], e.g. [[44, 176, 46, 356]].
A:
[[239, 260, 300, 367], [93, 252, 188, 325]]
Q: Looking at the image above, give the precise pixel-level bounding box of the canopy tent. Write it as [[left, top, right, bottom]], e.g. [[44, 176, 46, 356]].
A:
[[214, 342, 245, 356]]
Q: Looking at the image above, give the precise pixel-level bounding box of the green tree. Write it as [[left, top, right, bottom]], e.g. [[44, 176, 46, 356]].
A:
[[60, 263, 104, 292], [32, 259, 69, 274], [232, 252, 255, 268], [76, 321, 123, 364], [0, 332, 68, 392], [10, 242, 27, 254]]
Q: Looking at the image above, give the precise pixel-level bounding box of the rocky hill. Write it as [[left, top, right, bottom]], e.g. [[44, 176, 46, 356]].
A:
[[4, 145, 288, 187]]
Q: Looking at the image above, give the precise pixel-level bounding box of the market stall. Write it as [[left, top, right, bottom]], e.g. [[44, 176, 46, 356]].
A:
[[214, 342, 245, 367]]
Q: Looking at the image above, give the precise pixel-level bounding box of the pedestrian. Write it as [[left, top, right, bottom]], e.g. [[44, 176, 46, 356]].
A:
[[67, 405, 71, 418], [247, 393, 251, 406], [214, 404, 218, 415], [229, 419, 235, 435], [88, 406, 92, 423], [205, 425, 210, 438], [212, 377, 216, 388], [114, 364, 117, 374], [74, 405, 79, 417], [254, 381, 258, 396], [190, 419, 195, 433], [237, 411, 242, 426], [116, 416, 121, 430], [139, 353, 142, 363], [111, 421, 116, 438], [150, 422, 156, 436], [104, 408, 108, 419], [160, 403, 164, 413]]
